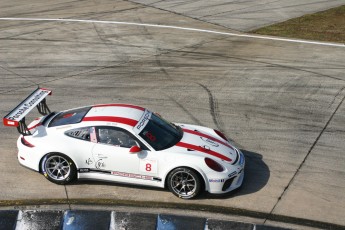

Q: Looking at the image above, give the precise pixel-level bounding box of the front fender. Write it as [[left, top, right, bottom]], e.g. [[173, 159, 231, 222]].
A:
[[161, 163, 209, 192]]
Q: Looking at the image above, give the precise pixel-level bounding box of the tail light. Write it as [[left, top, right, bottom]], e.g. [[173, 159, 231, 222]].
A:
[[21, 137, 35, 148], [214, 129, 228, 141], [205, 158, 224, 172]]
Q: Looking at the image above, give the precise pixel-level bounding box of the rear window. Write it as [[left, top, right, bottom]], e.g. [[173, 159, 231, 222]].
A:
[[49, 107, 91, 127]]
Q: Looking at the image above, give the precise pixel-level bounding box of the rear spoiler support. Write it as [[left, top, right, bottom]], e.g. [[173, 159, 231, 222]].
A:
[[3, 88, 52, 136], [17, 118, 31, 136], [37, 98, 51, 116]]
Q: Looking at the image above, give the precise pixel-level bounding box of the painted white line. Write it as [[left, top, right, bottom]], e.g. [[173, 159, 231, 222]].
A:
[[0, 17, 344, 48]]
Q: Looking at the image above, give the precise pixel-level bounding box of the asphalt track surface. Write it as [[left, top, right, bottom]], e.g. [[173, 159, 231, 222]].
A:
[[0, 0, 345, 229]]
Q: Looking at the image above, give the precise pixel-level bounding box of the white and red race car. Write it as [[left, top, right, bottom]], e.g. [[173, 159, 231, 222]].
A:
[[3, 88, 245, 199]]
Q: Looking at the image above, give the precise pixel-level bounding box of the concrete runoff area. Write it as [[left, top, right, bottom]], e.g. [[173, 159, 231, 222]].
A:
[[0, 0, 344, 229]]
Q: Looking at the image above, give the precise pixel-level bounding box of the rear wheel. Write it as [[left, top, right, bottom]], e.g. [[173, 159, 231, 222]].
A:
[[41, 153, 77, 185], [167, 167, 202, 199]]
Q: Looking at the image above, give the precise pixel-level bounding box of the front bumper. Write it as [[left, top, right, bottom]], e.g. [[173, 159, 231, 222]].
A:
[[206, 149, 245, 194], [207, 168, 244, 194]]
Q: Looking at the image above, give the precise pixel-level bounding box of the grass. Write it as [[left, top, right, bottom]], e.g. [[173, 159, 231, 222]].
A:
[[251, 5, 345, 43]]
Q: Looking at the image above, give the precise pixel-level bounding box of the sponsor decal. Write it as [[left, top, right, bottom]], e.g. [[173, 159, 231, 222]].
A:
[[183, 128, 234, 150], [96, 154, 107, 159], [134, 110, 151, 133], [111, 171, 153, 180], [228, 171, 237, 178], [95, 159, 105, 169], [78, 168, 161, 181], [79, 168, 90, 173], [209, 179, 225, 183], [85, 158, 93, 165], [7, 89, 50, 121], [200, 137, 219, 147]]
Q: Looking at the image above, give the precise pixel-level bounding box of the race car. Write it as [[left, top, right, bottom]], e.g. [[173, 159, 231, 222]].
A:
[[3, 88, 245, 199]]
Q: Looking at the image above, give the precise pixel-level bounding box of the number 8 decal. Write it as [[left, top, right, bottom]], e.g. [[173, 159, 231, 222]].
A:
[[145, 131, 156, 142], [146, 163, 152, 171], [140, 159, 157, 173]]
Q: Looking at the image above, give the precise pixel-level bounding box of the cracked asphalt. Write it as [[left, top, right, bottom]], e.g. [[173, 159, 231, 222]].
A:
[[0, 0, 344, 229]]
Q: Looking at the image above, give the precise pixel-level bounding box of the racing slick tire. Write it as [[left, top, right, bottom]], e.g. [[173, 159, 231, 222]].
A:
[[41, 153, 77, 185], [167, 167, 202, 199]]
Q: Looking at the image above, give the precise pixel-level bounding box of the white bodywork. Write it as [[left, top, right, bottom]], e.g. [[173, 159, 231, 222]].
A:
[[16, 104, 245, 194]]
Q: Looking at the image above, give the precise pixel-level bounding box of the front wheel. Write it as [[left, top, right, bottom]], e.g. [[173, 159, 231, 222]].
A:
[[167, 167, 202, 199], [41, 153, 77, 185]]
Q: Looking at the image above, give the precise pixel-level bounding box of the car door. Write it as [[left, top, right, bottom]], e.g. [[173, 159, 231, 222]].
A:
[[91, 126, 159, 185], [64, 126, 97, 169]]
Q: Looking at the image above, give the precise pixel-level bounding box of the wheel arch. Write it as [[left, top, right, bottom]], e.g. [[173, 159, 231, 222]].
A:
[[38, 151, 79, 173], [163, 165, 208, 192], [39, 151, 78, 185]]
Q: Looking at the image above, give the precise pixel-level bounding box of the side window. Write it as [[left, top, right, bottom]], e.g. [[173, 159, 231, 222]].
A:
[[65, 127, 91, 141], [97, 127, 141, 148]]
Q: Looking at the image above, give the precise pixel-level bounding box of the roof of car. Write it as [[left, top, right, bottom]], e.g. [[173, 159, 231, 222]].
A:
[[82, 104, 146, 127]]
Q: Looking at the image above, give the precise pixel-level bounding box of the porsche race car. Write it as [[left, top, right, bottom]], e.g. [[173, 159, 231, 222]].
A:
[[3, 88, 245, 199]]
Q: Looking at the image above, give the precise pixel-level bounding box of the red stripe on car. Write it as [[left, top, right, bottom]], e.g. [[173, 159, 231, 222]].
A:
[[93, 104, 145, 111], [28, 123, 41, 130], [176, 142, 232, 162], [82, 116, 138, 127], [182, 128, 234, 150]]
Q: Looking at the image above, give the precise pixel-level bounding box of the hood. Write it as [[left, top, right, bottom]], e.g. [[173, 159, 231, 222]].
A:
[[169, 124, 237, 163]]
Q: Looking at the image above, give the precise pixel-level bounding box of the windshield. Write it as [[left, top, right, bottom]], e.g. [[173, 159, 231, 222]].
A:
[[138, 113, 183, 151]]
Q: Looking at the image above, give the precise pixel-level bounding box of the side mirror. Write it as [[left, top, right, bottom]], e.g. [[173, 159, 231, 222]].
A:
[[129, 145, 141, 154]]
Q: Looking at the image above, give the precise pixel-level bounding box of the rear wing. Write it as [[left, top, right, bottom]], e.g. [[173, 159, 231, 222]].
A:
[[3, 88, 52, 135]]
